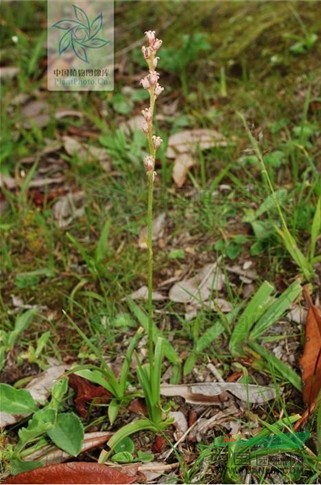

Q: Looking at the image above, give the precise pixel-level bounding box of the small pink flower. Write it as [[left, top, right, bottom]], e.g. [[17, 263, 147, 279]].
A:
[[142, 121, 149, 134], [142, 46, 152, 59], [154, 83, 164, 97], [141, 107, 152, 122], [144, 155, 154, 172], [140, 76, 150, 89], [142, 107, 152, 122], [149, 71, 159, 86], [145, 30, 156, 45], [152, 39, 162, 51], [152, 135, 163, 149]]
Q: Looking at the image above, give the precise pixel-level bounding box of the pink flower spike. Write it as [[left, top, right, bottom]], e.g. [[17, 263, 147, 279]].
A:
[[152, 135, 163, 149], [142, 107, 152, 122], [152, 39, 162, 51], [145, 30, 156, 45], [155, 83, 164, 97], [140, 76, 151, 90], [144, 155, 154, 172]]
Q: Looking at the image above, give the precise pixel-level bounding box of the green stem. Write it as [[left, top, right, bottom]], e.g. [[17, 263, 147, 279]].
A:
[[147, 170, 154, 368]]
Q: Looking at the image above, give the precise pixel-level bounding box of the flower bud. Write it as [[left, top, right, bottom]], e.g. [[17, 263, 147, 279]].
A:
[[140, 76, 150, 90], [142, 107, 152, 122], [152, 39, 162, 51], [153, 57, 160, 68], [145, 30, 156, 45], [152, 135, 163, 149], [154, 83, 164, 97], [144, 155, 154, 172], [142, 121, 149, 134], [142, 46, 152, 59]]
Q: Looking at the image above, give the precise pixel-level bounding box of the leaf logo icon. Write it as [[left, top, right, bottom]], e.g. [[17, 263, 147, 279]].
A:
[[52, 5, 110, 63]]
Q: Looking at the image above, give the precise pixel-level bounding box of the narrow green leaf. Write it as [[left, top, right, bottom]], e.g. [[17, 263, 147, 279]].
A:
[[107, 419, 158, 451], [183, 354, 197, 376], [250, 342, 302, 391], [229, 282, 274, 356], [196, 321, 225, 353], [95, 219, 111, 264], [0, 384, 37, 414], [47, 412, 84, 456], [17, 409, 55, 451], [74, 368, 119, 397], [310, 195, 321, 261], [127, 299, 180, 364], [276, 227, 313, 280], [250, 280, 302, 340]]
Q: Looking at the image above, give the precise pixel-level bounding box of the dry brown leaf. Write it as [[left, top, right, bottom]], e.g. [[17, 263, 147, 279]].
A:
[[138, 213, 166, 249], [166, 129, 227, 158], [54, 110, 83, 120], [295, 287, 321, 429], [166, 129, 227, 187], [4, 462, 137, 484], [63, 136, 111, 171], [24, 432, 113, 467], [160, 382, 276, 404], [129, 286, 166, 301], [26, 365, 69, 404], [53, 191, 85, 228], [0, 66, 20, 81], [169, 262, 224, 304], [0, 365, 69, 427], [172, 153, 196, 188], [68, 374, 112, 418]]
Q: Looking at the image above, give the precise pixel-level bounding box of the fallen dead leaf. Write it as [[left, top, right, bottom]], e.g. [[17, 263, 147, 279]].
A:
[[24, 432, 113, 467], [63, 136, 111, 172], [295, 286, 321, 429], [160, 382, 276, 404], [4, 462, 137, 484], [166, 129, 227, 158], [138, 213, 166, 249], [172, 153, 196, 188], [169, 262, 224, 304], [54, 109, 83, 120], [169, 411, 188, 441], [53, 191, 85, 228], [0, 365, 69, 427], [0, 66, 20, 81], [166, 129, 227, 187], [129, 285, 166, 301], [68, 374, 112, 418]]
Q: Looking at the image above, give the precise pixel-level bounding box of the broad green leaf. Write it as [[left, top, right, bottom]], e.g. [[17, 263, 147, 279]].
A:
[[111, 451, 133, 463], [108, 399, 120, 425], [47, 412, 84, 456], [17, 408, 55, 451], [0, 384, 37, 414], [113, 437, 135, 454], [8, 309, 37, 347], [74, 368, 117, 396], [229, 282, 274, 356], [49, 377, 69, 410], [9, 459, 42, 476], [250, 280, 302, 340]]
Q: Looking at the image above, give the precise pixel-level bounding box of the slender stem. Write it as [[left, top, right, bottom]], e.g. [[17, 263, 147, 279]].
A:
[[147, 170, 154, 367]]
